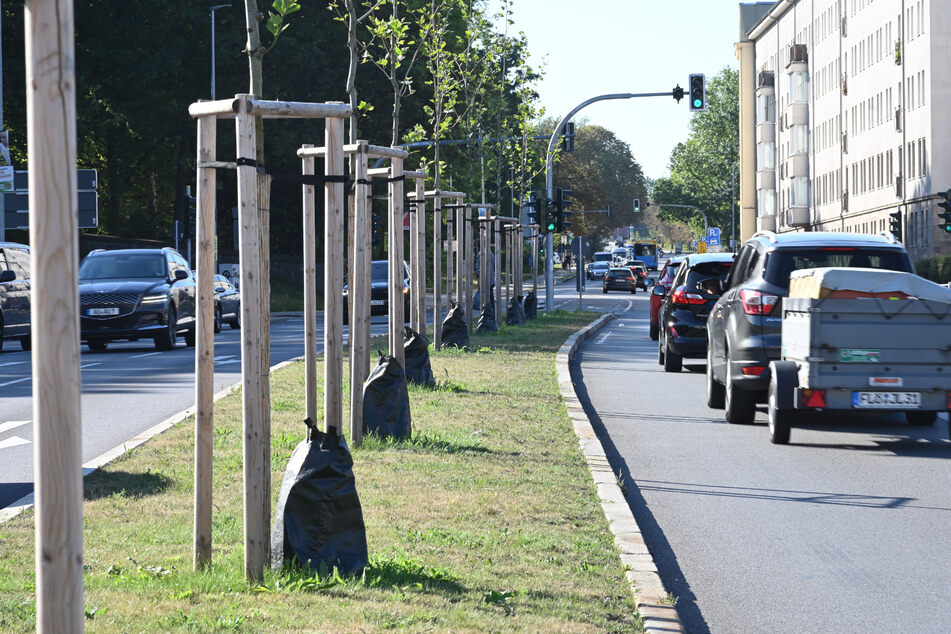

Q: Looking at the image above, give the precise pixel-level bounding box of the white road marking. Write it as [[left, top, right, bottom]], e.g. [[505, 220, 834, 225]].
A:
[[80, 363, 102, 369], [0, 436, 30, 450], [596, 332, 613, 344], [0, 420, 31, 434], [0, 376, 31, 388], [0, 361, 26, 367], [130, 351, 161, 359], [213, 355, 235, 362]]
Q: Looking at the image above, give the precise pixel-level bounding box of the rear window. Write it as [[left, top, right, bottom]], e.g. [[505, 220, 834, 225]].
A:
[[592, 252, 612, 262], [763, 248, 911, 289], [608, 270, 629, 278], [685, 262, 733, 291]]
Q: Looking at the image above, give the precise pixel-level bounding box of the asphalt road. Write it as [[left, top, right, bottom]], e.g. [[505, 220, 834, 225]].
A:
[[0, 315, 392, 510], [571, 269, 951, 633]]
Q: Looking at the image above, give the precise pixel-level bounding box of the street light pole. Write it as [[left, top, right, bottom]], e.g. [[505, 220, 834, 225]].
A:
[[210, 4, 231, 100], [731, 164, 737, 249]]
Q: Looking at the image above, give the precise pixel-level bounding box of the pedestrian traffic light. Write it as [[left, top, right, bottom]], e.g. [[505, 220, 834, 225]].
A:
[[372, 211, 384, 249], [939, 191, 951, 233], [185, 186, 197, 236], [688, 73, 706, 112], [633, 198, 640, 213], [888, 210, 902, 241], [561, 122, 575, 153]]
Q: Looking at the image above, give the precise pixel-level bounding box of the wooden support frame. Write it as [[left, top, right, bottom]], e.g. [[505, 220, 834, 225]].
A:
[[405, 171, 427, 336], [190, 95, 352, 582], [494, 220, 502, 320]]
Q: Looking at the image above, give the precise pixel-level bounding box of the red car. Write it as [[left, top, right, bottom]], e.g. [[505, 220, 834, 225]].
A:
[[649, 256, 685, 340]]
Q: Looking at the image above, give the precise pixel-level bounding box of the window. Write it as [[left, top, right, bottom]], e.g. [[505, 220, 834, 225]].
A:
[[757, 189, 776, 218], [792, 126, 809, 154], [791, 177, 810, 207], [758, 142, 776, 169], [790, 71, 809, 103]]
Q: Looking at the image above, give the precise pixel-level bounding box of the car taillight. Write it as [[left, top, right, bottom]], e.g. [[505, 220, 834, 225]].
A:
[[626, 276, 634, 281], [671, 286, 706, 305], [739, 289, 779, 315]]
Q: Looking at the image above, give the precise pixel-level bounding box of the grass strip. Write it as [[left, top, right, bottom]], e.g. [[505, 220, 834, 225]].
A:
[[0, 310, 642, 632]]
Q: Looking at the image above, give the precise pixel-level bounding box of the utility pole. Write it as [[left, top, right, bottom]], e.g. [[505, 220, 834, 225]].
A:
[[0, 8, 6, 242]]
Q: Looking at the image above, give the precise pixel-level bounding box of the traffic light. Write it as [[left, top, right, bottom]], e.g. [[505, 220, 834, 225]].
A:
[[185, 186, 197, 236], [535, 188, 554, 233], [372, 211, 384, 249], [561, 122, 575, 153], [888, 210, 902, 241], [688, 73, 706, 112], [554, 188, 573, 232], [939, 191, 951, 233], [633, 198, 640, 213]]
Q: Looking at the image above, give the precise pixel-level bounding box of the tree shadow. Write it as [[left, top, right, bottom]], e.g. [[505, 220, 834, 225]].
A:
[[83, 469, 173, 501]]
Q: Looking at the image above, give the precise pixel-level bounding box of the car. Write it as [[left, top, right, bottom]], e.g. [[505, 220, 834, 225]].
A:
[[706, 231, 914, 424], [79, 247, 196, 351], [625, 261, 649, 290], [591, 251, 613, 265], [586, 260, 611, 280], [0, 242, 32, 352], [649, 256, 686, 340], [656, 252, 735, 372], [602, 267, 637, 294], [343, 259, 411, 323], [193, 271, 241, 332]]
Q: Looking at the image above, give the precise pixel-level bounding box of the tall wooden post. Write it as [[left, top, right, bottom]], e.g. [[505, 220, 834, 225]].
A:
[[415, 178, 427, 335], [532, 230, 539, 293], [479, 218, 488, 313], [464, 206, 473, 333], [388, 155, 405, 368], [350, 143, 370, 446], [301, 147, 318, 425], [235, 95, 266, 582], [408, 180, 419, 332], [494, 220, 502, 320], [433, 198, 442, 349], [194, 115, 216, 570], [455, 207, 463, 312], [27, 1, 84, 629], [325, 117, 345, 435]]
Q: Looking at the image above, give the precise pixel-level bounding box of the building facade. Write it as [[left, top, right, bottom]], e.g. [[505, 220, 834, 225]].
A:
[[737, 0, 951, 262]]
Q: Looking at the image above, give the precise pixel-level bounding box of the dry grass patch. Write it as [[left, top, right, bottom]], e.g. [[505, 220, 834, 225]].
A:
[[0, 311, 642, 632]]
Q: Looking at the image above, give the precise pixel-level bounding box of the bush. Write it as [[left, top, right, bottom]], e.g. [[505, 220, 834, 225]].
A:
[[914, 256, 951, 283]]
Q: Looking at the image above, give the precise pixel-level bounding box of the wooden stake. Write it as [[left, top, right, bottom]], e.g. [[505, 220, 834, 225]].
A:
[[26, 1, 84, 629], [415, 178, 427, 335], [446, 208, 454, 304], [494, 220, 502, 320], [194, 114, 216, 570], [301, 148, 318, 424], [464, 207, 473, 333], [350, 143, 370, 446], [433, 198, 442, 349], [235, 95, 266, 582], [455, 207, 463, 312], [408, 184, 418, 332], [388, 156, 405, 368], [325, 116, 345, 435]]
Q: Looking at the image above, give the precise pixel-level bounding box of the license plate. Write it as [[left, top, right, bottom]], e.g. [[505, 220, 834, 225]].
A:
[[87, 307, 119, 316], [370, 300, 385, 306], [852, 391, 920, 409]]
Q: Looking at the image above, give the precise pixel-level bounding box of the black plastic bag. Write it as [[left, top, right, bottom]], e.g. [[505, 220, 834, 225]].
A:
[[363, 353, 412, 438], [524, 290, 538, 319], [403, 327, 435, 385], [272, 418, 368, 575], [477, 289, 498, 332], [441, 302, 469, 348], [506, 295, 526, 326]]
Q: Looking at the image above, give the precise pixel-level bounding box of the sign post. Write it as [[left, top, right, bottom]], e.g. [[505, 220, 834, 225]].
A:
[[572, 236, 587, 310]]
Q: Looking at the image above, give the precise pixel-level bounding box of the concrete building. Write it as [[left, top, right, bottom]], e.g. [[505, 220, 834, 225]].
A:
[[736, 0, 951, 262]]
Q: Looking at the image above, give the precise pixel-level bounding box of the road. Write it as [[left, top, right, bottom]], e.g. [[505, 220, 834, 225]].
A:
[[570, 264, 951, 633], [0, 315, 391, 510]]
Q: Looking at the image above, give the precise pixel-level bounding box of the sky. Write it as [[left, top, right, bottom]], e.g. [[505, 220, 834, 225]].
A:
[[489, 0, 745, 180]]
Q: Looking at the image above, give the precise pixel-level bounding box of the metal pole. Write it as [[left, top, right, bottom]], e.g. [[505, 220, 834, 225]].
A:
[[0, 7, 5, 242], [210, 5, 231, 100], [731, 164, 737, 248]]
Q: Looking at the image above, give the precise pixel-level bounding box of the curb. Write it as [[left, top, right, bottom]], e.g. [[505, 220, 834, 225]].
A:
[[557, 315, 684, 634], [0, 356, 305, 525]]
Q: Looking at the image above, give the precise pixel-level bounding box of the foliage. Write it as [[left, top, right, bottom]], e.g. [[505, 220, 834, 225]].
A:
[[652, 67, 739, 240], [914, 256, 951, 283]]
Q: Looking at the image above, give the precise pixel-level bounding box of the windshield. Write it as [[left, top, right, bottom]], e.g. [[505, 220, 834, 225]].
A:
[[592, 252, 612, 262], [370, 261, 408, 281], [79, 254, 167, 280], [634, 244, 656, 257], [764, 248, 911, 289]]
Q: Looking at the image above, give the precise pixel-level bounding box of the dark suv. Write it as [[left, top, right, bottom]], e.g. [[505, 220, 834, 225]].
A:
[[79, 248, 196, 351], [0, 242, 32, 352], [706, 231, 913, 423]]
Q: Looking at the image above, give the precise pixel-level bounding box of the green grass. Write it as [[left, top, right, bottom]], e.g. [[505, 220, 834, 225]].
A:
[[0, 310, 642, 632], [269, 277, 307, 312]]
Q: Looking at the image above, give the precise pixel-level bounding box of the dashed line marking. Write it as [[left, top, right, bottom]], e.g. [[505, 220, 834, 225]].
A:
[[0, 377, 30, 388], [596, 332, 613, 344], [0, 420, 31, 435], [0, 436, 30, 450], [0, 361, 26, 367], [130, 351, 162, 359], [80, 363, 102, 369]]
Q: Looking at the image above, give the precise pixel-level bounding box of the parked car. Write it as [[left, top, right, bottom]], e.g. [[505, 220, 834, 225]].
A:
[[343, 259, 411, 323], [79, 247, 196, 351], [602, 267, 637, 294], [649, 256, 686, 340], [193, 271, 241, 333], [586, 260, 611, 280], [0, 242, 32, 352], [656, 252, 735, 372], [706, 231, 914, 424]]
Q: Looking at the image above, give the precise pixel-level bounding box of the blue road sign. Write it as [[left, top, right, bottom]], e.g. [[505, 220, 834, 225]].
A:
[[707, 227, 721, 247]]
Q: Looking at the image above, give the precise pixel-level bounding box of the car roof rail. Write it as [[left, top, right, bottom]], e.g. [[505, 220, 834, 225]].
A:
[[876, 230, 898, 244], [751, 230, 777, 243], [88, 248, 106, 254]]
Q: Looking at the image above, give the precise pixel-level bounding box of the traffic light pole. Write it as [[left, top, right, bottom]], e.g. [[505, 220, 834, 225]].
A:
[[544, 89, 681, 311], [655, 203, 708, 235]]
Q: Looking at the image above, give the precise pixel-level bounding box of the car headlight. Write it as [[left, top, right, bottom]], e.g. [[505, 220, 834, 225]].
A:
[[140, 292, 169, 305]]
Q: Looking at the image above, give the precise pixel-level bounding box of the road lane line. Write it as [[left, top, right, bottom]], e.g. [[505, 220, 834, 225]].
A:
[[0, 436, 30, 450], [213, 355, 235, 362], [0, 377, 31, 388], [596, 332, 612, 344], [80, 362, 102, 369], [0, 361, 26, 367], [0, 420, 31, 434], [129, 352, 161, 359]]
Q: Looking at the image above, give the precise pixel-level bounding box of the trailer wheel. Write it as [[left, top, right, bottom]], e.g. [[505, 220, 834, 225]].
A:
[[767, 361, 799, 444], [767, 380, 791, 444], [905, 411, 937, 426]]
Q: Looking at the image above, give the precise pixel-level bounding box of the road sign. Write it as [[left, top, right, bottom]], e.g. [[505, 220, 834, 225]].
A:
[[707, 227, 721, 247], [3, 168, 98, 229]]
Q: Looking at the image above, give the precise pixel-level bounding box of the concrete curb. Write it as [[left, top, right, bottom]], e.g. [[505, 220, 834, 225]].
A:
[[0, 356, 305, 525], [557, 315, 684, 633]]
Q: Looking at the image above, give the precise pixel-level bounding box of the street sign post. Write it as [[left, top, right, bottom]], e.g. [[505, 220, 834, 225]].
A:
[[3, 168, 98, 230]]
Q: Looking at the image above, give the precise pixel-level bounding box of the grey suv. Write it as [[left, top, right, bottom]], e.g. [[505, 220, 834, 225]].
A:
[[705, 231, 913, 424]]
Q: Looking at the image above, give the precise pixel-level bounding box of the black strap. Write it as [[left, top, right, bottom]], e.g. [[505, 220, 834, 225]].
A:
[[236, 157, 258, 168]]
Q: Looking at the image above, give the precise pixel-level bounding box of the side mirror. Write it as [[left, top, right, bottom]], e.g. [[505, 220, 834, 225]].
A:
[[174, 269, 189, 281], [0, 269, 16, 283], [651, 285, 666, 297]]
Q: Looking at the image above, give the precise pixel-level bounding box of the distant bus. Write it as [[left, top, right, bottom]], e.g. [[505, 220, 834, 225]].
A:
[[632, 239, 659, 270]]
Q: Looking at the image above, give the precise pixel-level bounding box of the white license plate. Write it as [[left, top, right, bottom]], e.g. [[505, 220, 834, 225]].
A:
[[87, 307, 119, 316], [852, 391, 921, 409], [370, 300, 385, 306]]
